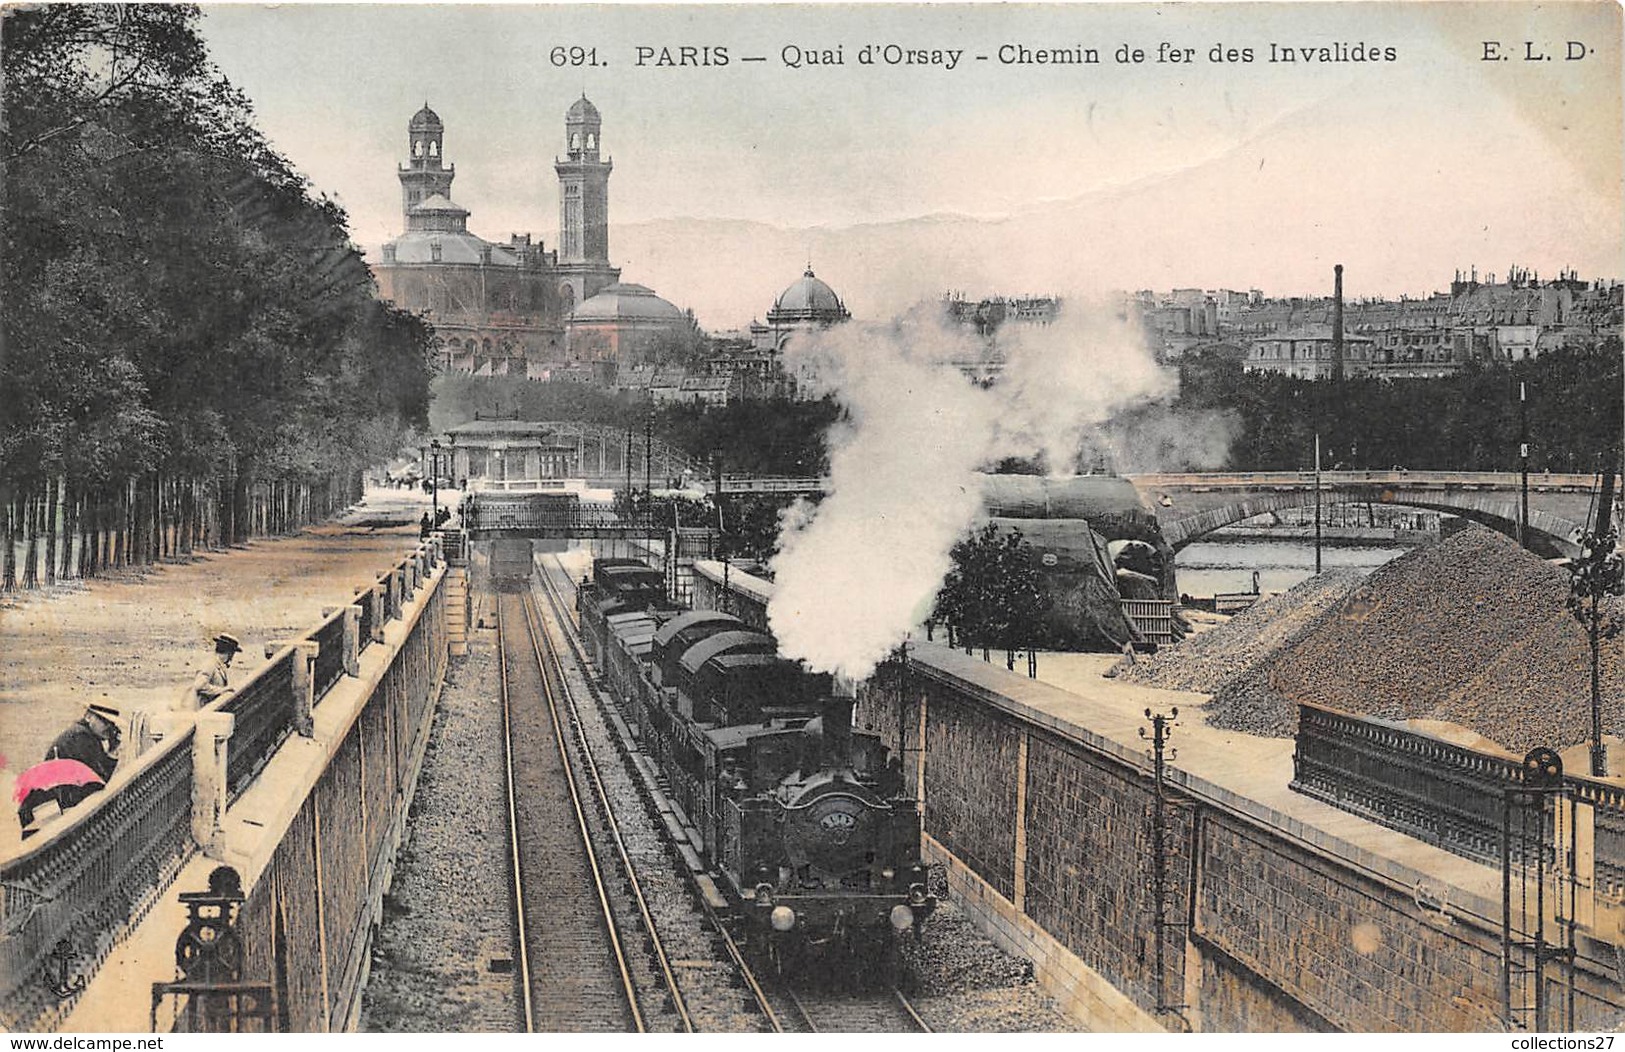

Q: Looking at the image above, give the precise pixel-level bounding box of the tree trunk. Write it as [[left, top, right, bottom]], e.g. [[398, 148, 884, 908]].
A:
[[2, 486, 16, 592], [22, 483, 40, 589], [150, 472, 161, 562], [179, 477, 194, 555], [43, 475, 59, 585], [230, 473, 250, 546]]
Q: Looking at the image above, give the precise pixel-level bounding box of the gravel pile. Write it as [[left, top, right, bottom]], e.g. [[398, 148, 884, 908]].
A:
[[1213, 526, 1624, 751], [898, 901, 1080, 1031], [1116, 570, 1365, 694]]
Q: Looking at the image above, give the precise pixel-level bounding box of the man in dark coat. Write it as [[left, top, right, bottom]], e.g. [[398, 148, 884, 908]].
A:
[[16, 704, 122, 837]]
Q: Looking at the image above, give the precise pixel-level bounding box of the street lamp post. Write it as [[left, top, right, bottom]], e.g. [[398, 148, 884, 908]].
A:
[[429, 439, 442, 522], [1313, 433, 1323, 575], [1518, 381, 1530, 549]]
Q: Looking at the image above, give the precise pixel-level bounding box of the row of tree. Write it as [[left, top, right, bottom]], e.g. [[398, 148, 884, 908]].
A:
[[2, 6, 434, 590], [1170, 344, 1623, 474], [430, 373, 841, 478]]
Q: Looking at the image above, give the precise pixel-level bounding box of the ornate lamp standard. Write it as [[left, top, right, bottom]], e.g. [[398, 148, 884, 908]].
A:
[[429, 439, 443, 522]]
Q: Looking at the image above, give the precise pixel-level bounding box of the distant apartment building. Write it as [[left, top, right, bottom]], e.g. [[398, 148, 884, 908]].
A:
[[942, 292, 1061, 337], [1229, 267, 1620, 379], [940, 292, 1062, 383], [1244, 325, 1377, 379]]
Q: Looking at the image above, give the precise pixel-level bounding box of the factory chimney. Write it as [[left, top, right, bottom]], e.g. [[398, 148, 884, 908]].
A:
[[1332, 264, 1345, 381]]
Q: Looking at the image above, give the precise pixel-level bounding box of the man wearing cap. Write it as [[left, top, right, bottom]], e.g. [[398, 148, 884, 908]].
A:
[[16, 704, 123, 838], [183, 633, 241, 710]]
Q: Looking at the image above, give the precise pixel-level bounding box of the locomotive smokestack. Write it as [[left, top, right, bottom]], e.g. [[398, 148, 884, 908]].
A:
[[826, 675, 857, 769], [1332, 263, 1345, 381]]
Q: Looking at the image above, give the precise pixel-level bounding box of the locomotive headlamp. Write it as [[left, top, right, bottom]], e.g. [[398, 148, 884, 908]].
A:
[[770, 906, 797, 932], [754, 883, 775, 907], [907, 883, 928, 906], [890, 904, 915, 932]]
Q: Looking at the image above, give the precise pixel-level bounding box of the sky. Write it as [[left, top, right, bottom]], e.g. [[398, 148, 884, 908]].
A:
[[198, 3, 1624, 328]]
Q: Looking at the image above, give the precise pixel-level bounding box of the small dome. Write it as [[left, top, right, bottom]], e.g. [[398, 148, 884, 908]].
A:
[[410, 193, 468, 215], [570, 283, 685, 323], [566, 95, 601, 123], [768, 267, 850, 324], [410, 103, 442, 130]]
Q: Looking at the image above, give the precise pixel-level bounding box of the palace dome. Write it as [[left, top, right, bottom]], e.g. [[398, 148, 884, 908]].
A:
[[570, 283, 684, 324], [768, 267, 850, 325]]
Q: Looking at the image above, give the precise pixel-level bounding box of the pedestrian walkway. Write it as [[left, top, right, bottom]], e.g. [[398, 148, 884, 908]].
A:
[[0, 486, 445, 851]]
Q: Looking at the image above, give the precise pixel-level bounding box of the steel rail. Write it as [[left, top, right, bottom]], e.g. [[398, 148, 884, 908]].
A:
[[784, 985, 932, 1033], [894, 987, 933, 1031], [535, 554, 785, 1034], [493, 603, 536, 1033], [516, 589, 646, 1032], [523, 582, 693, 1032]]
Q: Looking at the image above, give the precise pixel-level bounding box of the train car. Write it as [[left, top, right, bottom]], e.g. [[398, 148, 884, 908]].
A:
[[582, 569, 935, 955], [487, 538, 534, 591], [576, 557, 672, 668]]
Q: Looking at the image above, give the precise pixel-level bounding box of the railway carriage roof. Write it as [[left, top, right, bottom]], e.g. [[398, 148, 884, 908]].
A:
[[652, 610, 741, 648], [707, 652, 789, 673], [678, 630, 777, 674]]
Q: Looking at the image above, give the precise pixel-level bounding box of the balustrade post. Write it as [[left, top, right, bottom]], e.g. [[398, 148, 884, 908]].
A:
[[386, 569, 402, 620], [192, 711, 234, 859], [291, 641, 316, 736], [359, 583, 385, 642], [343, 605, 361, 675], [265, 641, 317, 736]]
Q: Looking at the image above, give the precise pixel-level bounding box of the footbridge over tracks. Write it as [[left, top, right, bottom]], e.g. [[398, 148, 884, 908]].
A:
[[1131, 471, 1608, 559]]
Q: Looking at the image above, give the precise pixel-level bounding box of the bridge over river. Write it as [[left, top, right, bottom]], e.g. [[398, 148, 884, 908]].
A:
[[703, 471, 1609, 559]]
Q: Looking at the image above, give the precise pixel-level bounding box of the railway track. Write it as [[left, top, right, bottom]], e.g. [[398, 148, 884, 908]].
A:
[[497, 585, 684, 1031], [529, 555, 786, 1033], [783, 985, 932, 1033], [533, 552, 942, 1034]]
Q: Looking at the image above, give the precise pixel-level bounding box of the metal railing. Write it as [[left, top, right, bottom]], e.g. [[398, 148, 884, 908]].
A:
[[1129, 470, 1599, 491], [0, 539, 446, 1030], [219, 651, 297, 803], [1292, 703, 1526, 866], [356, 588, 379, 653], [0, 730, 197, 1032], [1291, 702, 1625, 894], [310, 608, 349, 701]]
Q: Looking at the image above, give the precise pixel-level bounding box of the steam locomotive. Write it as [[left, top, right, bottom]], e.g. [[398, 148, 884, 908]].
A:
[[576, 558, 935, 951]]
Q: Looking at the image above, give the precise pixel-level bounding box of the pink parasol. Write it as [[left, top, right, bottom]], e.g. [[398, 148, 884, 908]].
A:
[[12, 759, 104, 805]]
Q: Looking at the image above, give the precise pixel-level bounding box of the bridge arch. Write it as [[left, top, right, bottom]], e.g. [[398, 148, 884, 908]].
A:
[[1158, 486, 1584, 559]]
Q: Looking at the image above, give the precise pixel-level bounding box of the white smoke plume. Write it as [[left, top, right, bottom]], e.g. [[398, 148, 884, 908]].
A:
[[993, 296, 1177, 472], [768, 297, 1182, 681], [1100, 406, 1241, 474]]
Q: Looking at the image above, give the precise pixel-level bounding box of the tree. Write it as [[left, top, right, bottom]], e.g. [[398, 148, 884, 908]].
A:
[[2, 5, 432, 585], [933, 522, 1048, 658]]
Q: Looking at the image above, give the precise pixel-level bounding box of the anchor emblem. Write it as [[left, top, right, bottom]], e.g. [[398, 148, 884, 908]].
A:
[[45, 939, 85, 999]]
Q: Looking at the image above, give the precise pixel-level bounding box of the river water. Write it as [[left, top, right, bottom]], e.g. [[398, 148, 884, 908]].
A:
[[1174, 539, 1412, 597]]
